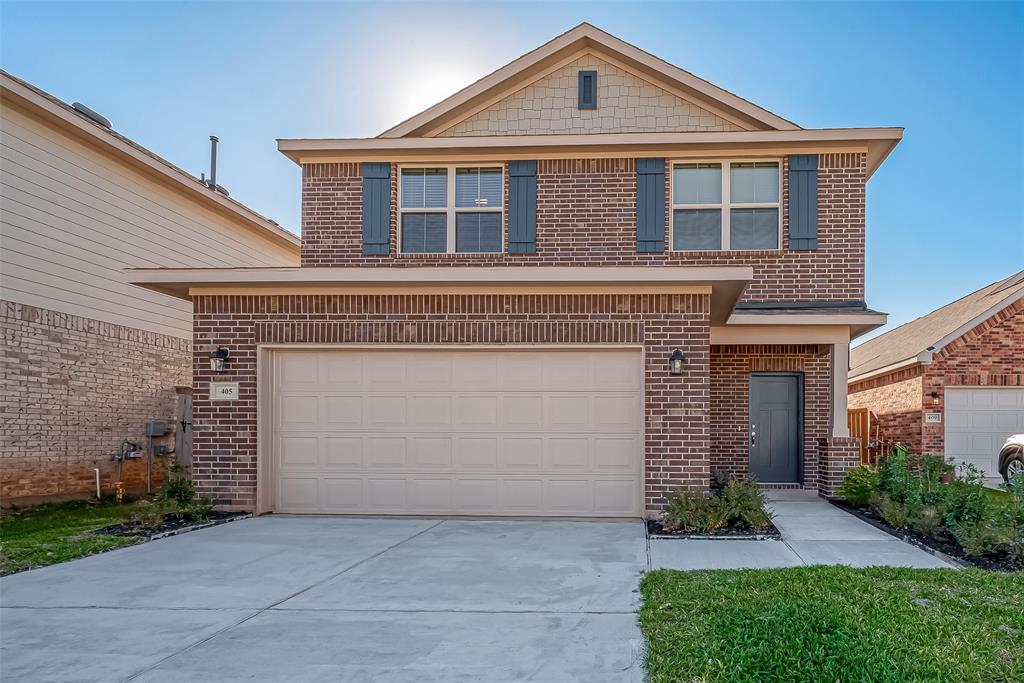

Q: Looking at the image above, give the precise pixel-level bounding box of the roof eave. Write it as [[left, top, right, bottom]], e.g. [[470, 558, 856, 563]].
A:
[[278, 128, 903, 177], [1, 71, 301, 253]]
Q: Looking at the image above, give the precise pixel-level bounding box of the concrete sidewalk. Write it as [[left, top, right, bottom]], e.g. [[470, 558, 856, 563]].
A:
[[649, 489, 954, 570]]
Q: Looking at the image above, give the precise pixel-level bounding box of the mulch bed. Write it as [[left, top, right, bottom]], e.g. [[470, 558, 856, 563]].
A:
[[646, 518, 781, 540], [92, 511, 249, 539], [832, 500, 1023, 572]]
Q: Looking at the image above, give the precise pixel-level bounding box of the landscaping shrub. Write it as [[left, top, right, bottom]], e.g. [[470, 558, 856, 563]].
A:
[[837, 465, 879, 506], [662, 477, 773, 534], [128, 463, 214, 527], [909, 505, 944, 539], [875, 493, 910, 529]]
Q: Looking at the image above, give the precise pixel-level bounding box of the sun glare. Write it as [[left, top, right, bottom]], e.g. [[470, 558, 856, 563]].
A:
[[397, 66, 477, 122]]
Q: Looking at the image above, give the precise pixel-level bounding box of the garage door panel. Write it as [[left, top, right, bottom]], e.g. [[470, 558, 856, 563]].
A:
[[367, 396, 406, 427], [365, 437, 407, 468], [502, 395, 544, 428], [503, 437, 544, 470], [279, 478, 320, 512], [321, 396, 363, 427], [407, 437, 453, 468], [272, 349, 642, 516], [408, 395, 453, 427], [319, 478, 364, 512], [454, 437, 499, 469], [547, 437, 589, 470], [455, 479, 500, 513], [322, 355, 362, 388], [278, 395, 318, 429], [455, 395, 499, 427], [323, 437, 363, 468], [945, 387, 1024, 478]]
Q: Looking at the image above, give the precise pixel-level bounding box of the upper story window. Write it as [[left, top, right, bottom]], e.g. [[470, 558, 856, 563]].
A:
[[671, 160, 781, 251], [399, 165, 503, 253]]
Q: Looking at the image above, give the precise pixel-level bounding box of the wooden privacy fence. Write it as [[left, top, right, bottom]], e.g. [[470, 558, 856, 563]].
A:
[[848, 408, 871, 464]]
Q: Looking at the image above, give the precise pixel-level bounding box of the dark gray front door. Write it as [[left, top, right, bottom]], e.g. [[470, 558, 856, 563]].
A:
[[749, 374, 801, 483]]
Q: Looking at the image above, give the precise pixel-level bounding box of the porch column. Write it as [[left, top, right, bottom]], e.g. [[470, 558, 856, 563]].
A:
[[831, 339, 850, 438]]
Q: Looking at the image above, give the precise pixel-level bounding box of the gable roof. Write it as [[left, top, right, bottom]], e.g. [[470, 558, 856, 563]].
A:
[[379, 22, 800, 138], [1, 69, 301, 253], [849, 271, 1024, 382]]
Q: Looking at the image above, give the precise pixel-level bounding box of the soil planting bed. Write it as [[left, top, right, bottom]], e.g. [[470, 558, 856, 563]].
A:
[[832, 501, 1022, 572], [93, 511, 249, 539], [646, 519, 781, 540]]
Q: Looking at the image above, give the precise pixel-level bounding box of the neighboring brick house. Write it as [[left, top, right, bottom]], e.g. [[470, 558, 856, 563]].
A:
[[0, 71, 301, 502], [849, 272, 1024, 476], [133, 23, 902, 515]]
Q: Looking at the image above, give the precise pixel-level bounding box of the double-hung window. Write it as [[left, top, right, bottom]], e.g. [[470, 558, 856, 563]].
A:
[[671, 160, 781, 251], [399, 165, 503, 253]]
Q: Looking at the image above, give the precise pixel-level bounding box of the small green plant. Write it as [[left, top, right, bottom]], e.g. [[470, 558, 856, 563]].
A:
[[910, 505, 944, 539], [952, 520, 1006, 557], [156, 462, 196, 507], [878, 446, 915, 504], [662, 477, 773, 534], [875, 493, 909, 529], [837, 465, 880, 506], [940, 464, 991, 530], [662, 490, 727, 533]]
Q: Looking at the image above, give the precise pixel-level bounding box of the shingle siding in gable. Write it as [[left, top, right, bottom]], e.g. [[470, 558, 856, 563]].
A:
[[297, 153, 867, 304], [436, 53, 744, 136]]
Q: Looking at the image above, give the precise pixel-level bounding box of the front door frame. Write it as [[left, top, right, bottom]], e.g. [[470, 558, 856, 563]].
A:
[[748, 372, 804, 484]]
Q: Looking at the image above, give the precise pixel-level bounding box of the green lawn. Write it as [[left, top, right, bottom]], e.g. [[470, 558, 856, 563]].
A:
[[0, 499, 140, 575], [640, 566, 1024, 683]]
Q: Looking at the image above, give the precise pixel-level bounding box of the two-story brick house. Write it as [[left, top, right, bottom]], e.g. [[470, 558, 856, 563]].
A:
[[132, 24, 900, 516]]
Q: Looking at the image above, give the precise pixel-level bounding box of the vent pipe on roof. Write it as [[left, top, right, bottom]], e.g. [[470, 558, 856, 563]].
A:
[[71, 102, 112, 129], [200, 135, 229, 196]]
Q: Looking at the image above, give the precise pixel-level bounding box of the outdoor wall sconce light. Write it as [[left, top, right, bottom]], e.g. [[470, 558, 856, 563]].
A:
[[669, 349, 685, 376], [209, 347, 230, 372], [930, 391, 940, 405]]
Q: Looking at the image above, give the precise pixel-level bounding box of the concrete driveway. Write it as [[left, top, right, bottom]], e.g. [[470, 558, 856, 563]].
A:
[[0, 517, 648, 682]]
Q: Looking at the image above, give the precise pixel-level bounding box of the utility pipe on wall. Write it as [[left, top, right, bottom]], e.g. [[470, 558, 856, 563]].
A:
[[93, 468, 101, 499]]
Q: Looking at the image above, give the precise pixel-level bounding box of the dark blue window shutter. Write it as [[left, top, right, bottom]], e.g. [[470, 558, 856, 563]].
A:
[[508, 160, 537, 254], [578, 70, 597, 110], [788, 154, 818, 250], [636, 157, 665, 253], [362, 162, 391, 255]]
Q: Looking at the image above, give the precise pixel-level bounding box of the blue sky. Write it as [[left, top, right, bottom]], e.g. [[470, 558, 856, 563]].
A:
[[3, 1, 1022, 338]]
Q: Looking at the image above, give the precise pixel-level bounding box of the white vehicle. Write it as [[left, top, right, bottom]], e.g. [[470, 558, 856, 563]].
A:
[[999, 434, 1024, 482]]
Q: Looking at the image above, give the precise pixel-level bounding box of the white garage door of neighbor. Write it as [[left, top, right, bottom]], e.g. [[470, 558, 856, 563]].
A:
[[270, 349, 644, 516], [945, 387, 1024, 477]]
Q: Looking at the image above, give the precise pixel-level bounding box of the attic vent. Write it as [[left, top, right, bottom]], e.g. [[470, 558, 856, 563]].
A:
[[71, 102, 112, 129], [578, 70, 597, 110]]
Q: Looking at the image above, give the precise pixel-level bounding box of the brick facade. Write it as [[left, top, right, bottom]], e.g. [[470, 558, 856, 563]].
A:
[[710, 344, 832, 488], [1, 301, 189, 500], [299, 154, 867, 305], [818, 436, 860, 498], [192, 293, 711, 511], [849, 297, 1024, 454]]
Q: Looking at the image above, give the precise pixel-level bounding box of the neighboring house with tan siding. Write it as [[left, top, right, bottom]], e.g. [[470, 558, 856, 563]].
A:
[[849, 272, 1024, 477], [0, 70, 300, 501], [132, 23, 902, 516]]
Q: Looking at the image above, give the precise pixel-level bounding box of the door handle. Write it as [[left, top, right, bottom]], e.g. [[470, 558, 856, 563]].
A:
[[750, 425, 756, 447]]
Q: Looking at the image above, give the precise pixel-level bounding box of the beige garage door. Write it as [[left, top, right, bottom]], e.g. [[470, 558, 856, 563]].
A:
[[270, 348, 644, 516], [945, 387, 1024, 477]]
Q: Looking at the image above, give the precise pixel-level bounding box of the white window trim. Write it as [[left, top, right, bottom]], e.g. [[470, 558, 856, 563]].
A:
[[397, 164, 505, 254], [670, 159, 783, 252]]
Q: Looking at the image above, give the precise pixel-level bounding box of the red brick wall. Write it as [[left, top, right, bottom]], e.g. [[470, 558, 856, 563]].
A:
[[297, 154, 866, 304], [921, 297, 1024, 454], [848, 367, 924, 451], [818, 436, 860, 498], [710, 344, 831, 488], [192, 293, 711, 511], [848, 298, 1023, 455]]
